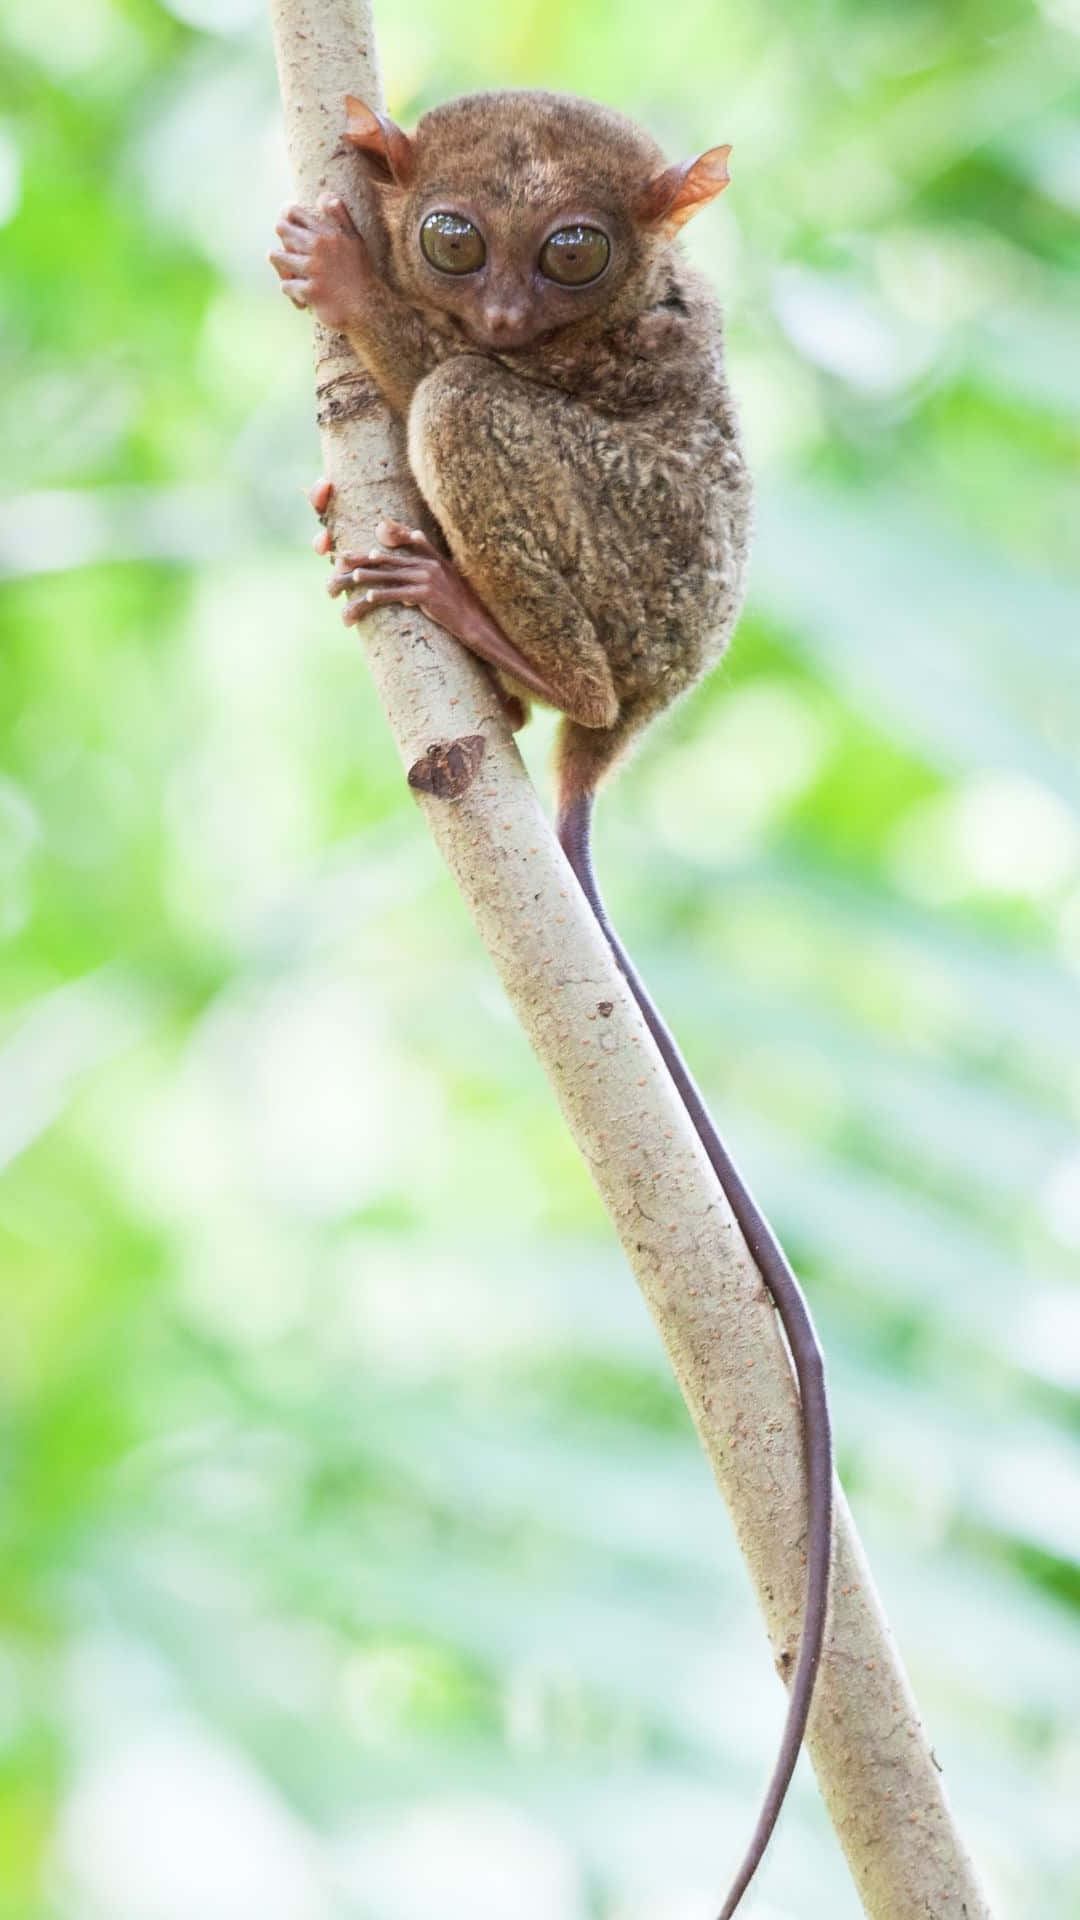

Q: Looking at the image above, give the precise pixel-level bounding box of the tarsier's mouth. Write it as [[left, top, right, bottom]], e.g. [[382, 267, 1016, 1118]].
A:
[[467, 322, 552, 355]]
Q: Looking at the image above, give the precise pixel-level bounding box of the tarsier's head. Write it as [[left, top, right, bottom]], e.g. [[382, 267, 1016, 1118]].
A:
[[343, 90, 731, 353]]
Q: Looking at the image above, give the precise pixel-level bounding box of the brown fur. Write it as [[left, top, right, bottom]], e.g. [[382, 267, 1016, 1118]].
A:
[[338, 90, 752, 798]]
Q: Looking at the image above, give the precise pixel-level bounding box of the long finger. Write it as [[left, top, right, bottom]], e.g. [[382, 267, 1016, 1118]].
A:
[[376, 519, 439, 558], [274, 218, 313, 248], [268, 248, 309, 278], [343, 585, 426, 625], [282, 280, 311, 309], [307, 477, 333, 516], [328, 561, 428, 598], [278, 202, 315, 229], [333, 545, 426, 573], [343, 564, 429, 590], [318, 192, 359, 236]]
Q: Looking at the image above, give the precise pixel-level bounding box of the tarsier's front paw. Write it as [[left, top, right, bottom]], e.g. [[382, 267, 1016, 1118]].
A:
[[269, 196, 371, 331]]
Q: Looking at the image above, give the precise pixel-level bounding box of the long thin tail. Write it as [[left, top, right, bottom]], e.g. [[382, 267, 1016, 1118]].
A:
[[557, 790, 832, 1920]]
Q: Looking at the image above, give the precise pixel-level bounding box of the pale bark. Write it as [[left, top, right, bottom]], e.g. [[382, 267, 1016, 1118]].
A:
[[266, 6, 995, 1914]]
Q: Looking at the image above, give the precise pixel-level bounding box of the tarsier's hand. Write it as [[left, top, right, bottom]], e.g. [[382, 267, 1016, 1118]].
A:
[[269, 195, 372, 331]]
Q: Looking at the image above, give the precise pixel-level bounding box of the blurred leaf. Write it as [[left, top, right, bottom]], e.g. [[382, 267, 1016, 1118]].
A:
[[2, 2, 1078, 1916]]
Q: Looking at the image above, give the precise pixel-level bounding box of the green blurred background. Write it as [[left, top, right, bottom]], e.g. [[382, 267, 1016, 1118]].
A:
[[2, 0, 1079, 1914]]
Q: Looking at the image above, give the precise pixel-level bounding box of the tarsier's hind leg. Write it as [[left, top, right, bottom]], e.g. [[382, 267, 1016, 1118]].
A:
[[310, 482, 532, 729], [408, 358, 619, 731]]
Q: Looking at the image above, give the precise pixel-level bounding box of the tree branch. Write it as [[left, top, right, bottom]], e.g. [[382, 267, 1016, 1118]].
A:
[[266, 5, 994, 1913]]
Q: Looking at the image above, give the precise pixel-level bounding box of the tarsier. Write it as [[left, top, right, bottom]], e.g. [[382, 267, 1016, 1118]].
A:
[[271, 89, 832, 1918]]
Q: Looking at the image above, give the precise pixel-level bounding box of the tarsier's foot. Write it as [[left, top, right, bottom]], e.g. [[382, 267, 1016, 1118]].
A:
[[269, 196, 371, 331], [306, 493, 555, 715], [303, 487, 526, 725], [329, 521, 487, 635]]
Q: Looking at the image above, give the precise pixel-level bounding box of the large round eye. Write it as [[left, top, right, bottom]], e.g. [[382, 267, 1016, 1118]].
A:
[[538, 225, 610, 286], [420, 211, 486, 274]]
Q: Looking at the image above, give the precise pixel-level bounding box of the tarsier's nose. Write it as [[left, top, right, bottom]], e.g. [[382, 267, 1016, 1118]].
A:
[[482, 301, 532, 346]]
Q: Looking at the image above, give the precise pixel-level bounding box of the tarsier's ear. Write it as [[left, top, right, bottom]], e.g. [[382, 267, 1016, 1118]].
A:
[[637, 144, 732, 233], [342, 95, 415, 186]]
